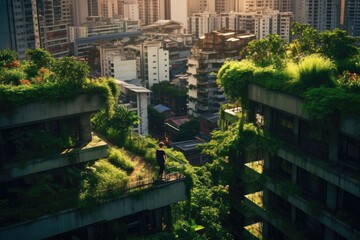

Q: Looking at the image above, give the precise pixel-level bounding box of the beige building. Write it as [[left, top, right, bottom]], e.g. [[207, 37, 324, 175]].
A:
[[187, 30, 255, 117]]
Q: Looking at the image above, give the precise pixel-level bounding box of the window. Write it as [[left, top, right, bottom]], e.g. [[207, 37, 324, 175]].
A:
[[339, 134, 360, 169]]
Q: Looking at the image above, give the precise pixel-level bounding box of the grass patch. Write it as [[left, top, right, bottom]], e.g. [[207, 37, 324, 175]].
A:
[[108, 147, 135, 173]]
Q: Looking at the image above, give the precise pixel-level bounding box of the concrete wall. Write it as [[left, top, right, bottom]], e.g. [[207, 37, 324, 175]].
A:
[[0, 95, 103, 128], [265, 180, 360, 240], [0, 179, 187, 240], [248, 84, 360, 139], [0, 141, 108, 182], [278, 147, 360, 198], [248, 84, 308, 119]]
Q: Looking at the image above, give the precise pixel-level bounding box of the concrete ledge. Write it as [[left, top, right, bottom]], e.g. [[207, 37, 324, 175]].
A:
[[0, 95, 103, 128], [248, 84, 360, 137], [0, 179, 187, 240], [0, 141, 108, 182], [243, 196, 306, 240], [265, 180, 360, 240], [278, 147, 360, 198], [248, 84, 308, 119]]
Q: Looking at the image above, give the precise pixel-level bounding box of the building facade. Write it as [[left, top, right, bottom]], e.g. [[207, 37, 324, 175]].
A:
[[0, 0, 38, 59], [293, 0, 341, 32], [187, 30, 255, 117], [188, 12, 218, 38], [116, 80, 151, 135], [140, 41, 170, 88], [227, 84, 360, 239], [343, 0, 360, 37], [138, 0, 161, 26], [35, 0, 72, 57]]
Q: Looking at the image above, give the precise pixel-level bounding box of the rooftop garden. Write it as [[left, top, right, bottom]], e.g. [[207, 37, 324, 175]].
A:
[[217, 23, 360, 122], [0, 48, 119, 116]]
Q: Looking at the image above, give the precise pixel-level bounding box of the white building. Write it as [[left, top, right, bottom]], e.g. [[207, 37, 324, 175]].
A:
[[254, 9, 293, 42], [140, 41, 170, 88], [123, 2, 139, 20], [188, 12, 218, 38], [99, 43, 139, 80], [116, 80, 152, 136]]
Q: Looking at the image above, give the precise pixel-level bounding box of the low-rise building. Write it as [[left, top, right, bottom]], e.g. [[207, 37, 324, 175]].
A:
[[116, 79, 152, 135]]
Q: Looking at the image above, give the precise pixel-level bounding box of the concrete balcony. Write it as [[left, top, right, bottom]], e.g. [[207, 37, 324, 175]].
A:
[[265, 179, 360, 240], [248, 84, 360, 139], [244, 191, 306, 240], [0, 177, 187, 240], [278, 146, 360, 198], [248, 84, 308, 119], [0, 134, 108, 182], [0, 95, 103, 128]]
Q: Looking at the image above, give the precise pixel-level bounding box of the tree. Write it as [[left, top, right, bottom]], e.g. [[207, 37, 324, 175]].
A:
[[25, 48, 54, 69], [242, 34, 287, 67], [290, 22, 320, 57], [319, 28, 359, 60], [175, 119, 200, 141], [92, 105, 139, 146], [51, 57, 89, 85], [0, 49, 18, 67], [151, 81, 187, 115], [24, 48, 55, 79]]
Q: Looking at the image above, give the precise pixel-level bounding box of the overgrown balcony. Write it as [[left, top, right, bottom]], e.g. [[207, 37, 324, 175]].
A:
[[265, 177, 360, 239], [244, 191, 306, 240], [0, 173, 187, 240], [0, 133, 108, 182]]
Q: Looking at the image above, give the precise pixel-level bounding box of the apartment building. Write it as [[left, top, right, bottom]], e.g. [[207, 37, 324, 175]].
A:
[[343, 0, 360, 37], [190, 8, 292, 42], [34, 0, 72, 57], [187, 30, 255, 117], [293, 0, 341, 32], [140, 41, 170, 88], [226, 83, 360, 239], [253, 9, 293, 42], [99, 43, 139, 80], [0, 0, 38, 59], [123, 2, 139, 20], [188, 12, 218, 38], [138, 0, 161, 26]]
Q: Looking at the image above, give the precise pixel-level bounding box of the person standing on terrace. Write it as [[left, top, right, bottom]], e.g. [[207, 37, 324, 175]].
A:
[[156, 142, 166, 179]]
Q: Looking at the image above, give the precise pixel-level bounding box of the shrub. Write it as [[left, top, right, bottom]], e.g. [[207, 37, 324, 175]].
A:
[[297, 54, 337, 90], [79, 160, 129, 208], [0, 68, 27, 85], [108, 147, 135, 173]]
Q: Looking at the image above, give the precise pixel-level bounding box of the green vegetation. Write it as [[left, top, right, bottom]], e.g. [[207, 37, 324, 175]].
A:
[[0, 48, 118, 116], [218, 24, 360, 122], [151, 81, 188, 115], [79, 159, 129, 208], [92, 105, 139, 146], [108, 147, 136, 173]]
